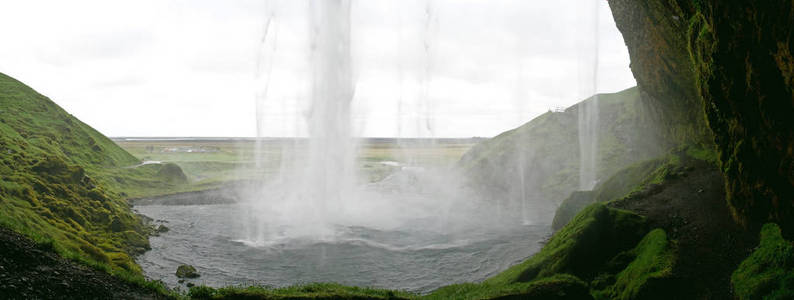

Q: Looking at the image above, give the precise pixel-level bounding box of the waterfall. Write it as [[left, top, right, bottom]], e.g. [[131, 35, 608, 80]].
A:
[[578, 0, 600, 191], [243, 0, 355, 243], [304, 0, 355, 220], [254, 1, 278, 170]]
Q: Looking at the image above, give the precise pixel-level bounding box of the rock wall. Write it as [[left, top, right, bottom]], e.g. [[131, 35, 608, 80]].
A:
[[607, 0, 710, 147], [609, 0, 794, 235]]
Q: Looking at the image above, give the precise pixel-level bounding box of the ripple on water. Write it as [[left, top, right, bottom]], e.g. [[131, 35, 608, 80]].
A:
[[136, 204, 548, 293]]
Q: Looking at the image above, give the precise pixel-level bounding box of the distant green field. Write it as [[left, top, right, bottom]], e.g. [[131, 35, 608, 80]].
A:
[[114, 138, 478, 194]]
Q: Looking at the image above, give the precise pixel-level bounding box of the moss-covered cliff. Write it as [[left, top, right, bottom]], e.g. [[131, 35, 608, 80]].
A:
[[688, 1, 794, 236], [609, 0, 794, 236]]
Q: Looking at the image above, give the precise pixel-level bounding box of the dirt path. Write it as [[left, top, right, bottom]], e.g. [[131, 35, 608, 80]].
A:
[[610, 157, 756, 299], [0, 227, 170, 300]]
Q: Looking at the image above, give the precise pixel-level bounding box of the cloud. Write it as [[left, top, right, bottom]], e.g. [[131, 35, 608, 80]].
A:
[[0, 0, 634, 138]]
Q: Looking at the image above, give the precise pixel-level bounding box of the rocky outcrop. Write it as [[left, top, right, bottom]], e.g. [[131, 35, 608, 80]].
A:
[[609, 1, 794, 236], [607, 1, 709, 147]]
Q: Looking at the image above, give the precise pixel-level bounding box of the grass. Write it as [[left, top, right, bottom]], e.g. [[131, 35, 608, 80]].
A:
[[486, 203, 648, 285], [188, 283, 415, 300], [0, 210, 176, 298], [0, 72, 163, 273], [593, 229, 676, 300], [189, 275, 592, 300], [458, 86, 664, 212], [115, 139, 475, 198], [552, 145, 718, 230], [731, 223, 794, 300], [425, 274, 591, 300]]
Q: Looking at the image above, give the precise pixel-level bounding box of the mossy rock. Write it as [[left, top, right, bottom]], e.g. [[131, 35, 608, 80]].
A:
[[155, 224, 169, 233], [176, 264, 200, 279], [593, 229, 678, 300], [551, 191, 595, 231], [732, 223, 794, 299], [487, 203, 649, 285]]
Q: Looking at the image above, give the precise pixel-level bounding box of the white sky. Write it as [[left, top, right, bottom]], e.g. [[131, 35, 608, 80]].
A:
[[0, 0, 635, 138]]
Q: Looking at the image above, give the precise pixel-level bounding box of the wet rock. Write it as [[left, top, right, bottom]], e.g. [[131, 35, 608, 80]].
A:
[[156, 225, 169, 233], [176, 264, 200, 278]]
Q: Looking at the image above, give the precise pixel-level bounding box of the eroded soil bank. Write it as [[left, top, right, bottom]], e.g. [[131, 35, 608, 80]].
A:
[[0, 227, 170, 299]]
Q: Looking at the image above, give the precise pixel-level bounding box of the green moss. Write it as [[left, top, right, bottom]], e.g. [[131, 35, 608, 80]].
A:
[[486, 203, 648, 285], [425, 274, 592, 300], [189, 282, 415, 300], [0, 72, 165, 275], [732, 223, 794, 299], [551, 191, 595, 231], [594, 157, 667, 204], [593, 229, 677, 300]]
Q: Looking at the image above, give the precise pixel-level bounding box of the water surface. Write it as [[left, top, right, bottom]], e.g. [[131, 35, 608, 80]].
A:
[[136, 203, 548, 293]]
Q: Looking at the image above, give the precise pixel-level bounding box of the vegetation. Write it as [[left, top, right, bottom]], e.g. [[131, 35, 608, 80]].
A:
[[550, 191, 595, 230], [592, 229, 676, 300], [732, 223, 794, 299], [0, 72, 173, 273], [115, 139, 475, 197], [188, 283, 415, 300], [458, 86, 664, 222], [488, 203, 648, 285], [425, 274, 592, 300], [551, 147, 714, 230]]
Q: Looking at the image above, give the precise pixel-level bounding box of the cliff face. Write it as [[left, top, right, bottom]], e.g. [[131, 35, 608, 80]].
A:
[[607, 0, 710, 147], [609, 1, 794, 235]]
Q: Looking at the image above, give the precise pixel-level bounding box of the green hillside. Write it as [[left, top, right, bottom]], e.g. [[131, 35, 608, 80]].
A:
[[458, 86, 664, 222], [0, 72, 179, 273]]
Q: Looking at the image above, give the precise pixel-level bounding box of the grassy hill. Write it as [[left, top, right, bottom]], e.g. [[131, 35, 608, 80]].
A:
[[458, 86, 665, 223], [0, 72, 183, 274]]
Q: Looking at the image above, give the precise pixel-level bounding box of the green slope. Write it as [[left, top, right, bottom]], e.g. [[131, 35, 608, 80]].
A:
[[458, 86, 664, 222], [0, 72, 176, 273]]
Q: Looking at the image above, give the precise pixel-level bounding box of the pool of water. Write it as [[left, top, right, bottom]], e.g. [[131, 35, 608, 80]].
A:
[[135, 202, 548, 293]]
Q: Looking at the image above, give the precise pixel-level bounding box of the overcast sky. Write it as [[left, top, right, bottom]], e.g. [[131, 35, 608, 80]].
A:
[[0, 0, 635, 138]]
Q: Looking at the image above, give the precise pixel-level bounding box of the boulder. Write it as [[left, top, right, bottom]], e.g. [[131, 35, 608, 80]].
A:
[[176, 264, 200, 279]]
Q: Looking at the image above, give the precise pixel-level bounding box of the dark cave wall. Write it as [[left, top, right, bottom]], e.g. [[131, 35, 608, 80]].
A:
[[609, 0, 794, 234], [689, 1, 794, 233]]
